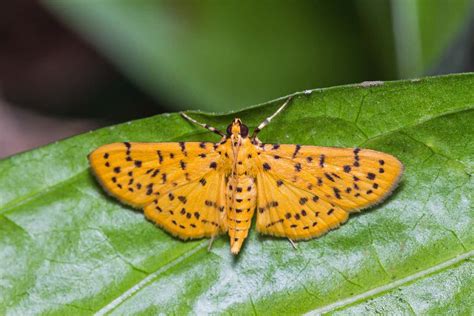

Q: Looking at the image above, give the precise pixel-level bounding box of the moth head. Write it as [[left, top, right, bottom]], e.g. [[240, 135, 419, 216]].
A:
[[226, 118, 249, 138]]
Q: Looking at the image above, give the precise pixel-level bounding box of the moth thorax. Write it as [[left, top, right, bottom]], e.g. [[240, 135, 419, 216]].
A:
[[232, 138, 255, 175]]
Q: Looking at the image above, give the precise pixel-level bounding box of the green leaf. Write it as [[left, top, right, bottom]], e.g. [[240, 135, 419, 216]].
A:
[[1, 73, 473, 315]]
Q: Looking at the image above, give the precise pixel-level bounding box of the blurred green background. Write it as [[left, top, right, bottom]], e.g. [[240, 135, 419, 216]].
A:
[[0, 0, 473, 157]]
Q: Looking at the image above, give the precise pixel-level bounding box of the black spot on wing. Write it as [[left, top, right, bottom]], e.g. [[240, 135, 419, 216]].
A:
[[353, 148, 361, 167], [333, 187, 341, 199], [324, 173, 335, 182], [146, 183, 154, 195], [151, 169, 160, 177], [179, 142, 186, 153], [319, 154, 325, 167], [157, 150, 163, 163], [292, 145, 301, 158]]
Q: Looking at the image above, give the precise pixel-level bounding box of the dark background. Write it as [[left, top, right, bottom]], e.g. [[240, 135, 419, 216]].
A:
[[1, 0, 473, 158]]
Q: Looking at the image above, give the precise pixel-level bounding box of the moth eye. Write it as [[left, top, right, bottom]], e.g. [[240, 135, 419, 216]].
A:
[[226, 124, 233, 135], [240, 124, 249, 138]]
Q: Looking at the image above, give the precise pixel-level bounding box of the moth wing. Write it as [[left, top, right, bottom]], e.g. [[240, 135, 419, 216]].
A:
[[255, 144, 403, 239], [256, 170, 348, 239], [88, 142, 220, 208], [144, 170, 227, 239]]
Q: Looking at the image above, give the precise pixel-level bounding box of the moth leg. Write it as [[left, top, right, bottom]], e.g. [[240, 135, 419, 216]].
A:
[[180, 112, 225, 137], [251, 96, 293, 138], [288, 238, 298, 250], [207, 235, 216, 252]]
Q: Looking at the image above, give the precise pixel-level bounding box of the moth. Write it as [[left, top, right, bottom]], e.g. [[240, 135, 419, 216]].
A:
[[89, 97, 403, 254]]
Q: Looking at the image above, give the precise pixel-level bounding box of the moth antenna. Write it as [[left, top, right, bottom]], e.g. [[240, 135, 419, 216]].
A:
[[251, 96, 292, 139], [180, 112, 225, 137]]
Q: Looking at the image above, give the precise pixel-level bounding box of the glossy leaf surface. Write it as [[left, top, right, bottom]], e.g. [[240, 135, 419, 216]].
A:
[[1, 74, 473, 314]]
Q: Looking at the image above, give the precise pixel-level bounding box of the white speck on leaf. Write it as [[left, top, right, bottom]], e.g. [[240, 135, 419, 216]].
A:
[[359, 81, 384, 88]]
